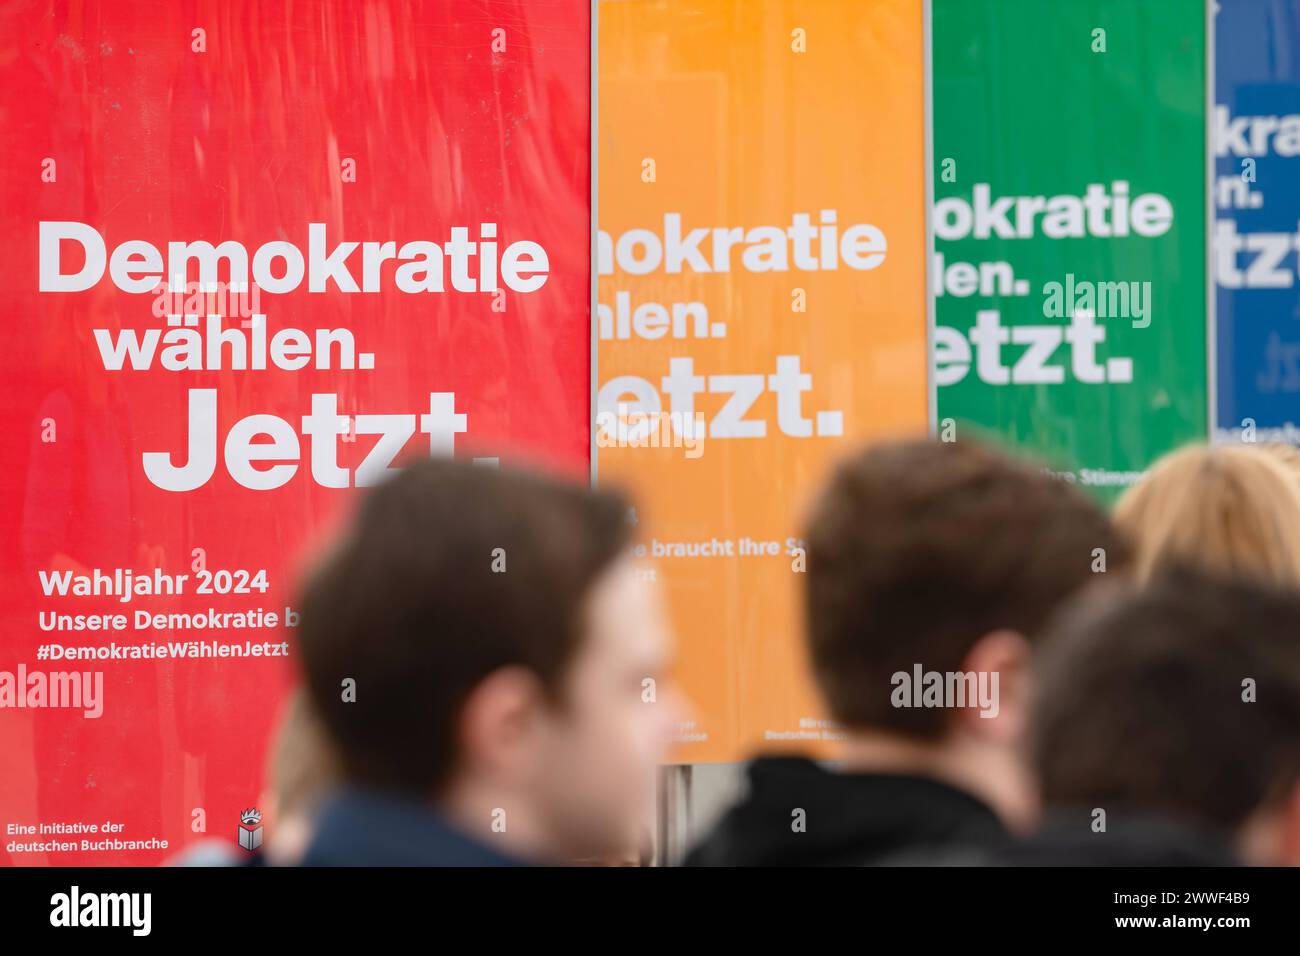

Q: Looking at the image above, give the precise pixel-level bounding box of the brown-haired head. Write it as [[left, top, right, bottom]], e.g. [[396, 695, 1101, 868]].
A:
[[1032, 569, 1300, 861], [297, 457, 631, 795], [804, 437, 1128, 739]]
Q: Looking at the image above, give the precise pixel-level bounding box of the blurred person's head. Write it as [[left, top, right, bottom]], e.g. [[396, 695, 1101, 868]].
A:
[[1115, 443, 1300, 587], [803, 437, 1128, 830], [297, 457, 678, 863], [1032, 571, 1300, 865], [260, 689, 339, 865]]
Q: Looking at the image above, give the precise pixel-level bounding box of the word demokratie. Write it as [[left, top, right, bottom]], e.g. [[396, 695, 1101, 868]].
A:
[[39, 221, 550, 294]]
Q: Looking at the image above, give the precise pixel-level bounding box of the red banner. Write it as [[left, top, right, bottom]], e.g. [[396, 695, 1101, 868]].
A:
[[0, 0, 591, 865]]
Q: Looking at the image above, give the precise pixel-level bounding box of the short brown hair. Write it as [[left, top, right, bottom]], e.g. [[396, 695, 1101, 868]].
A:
[[1033, 571, 1300, 831], [297, 457, 630, 794], [804, 438, 1128, 737]]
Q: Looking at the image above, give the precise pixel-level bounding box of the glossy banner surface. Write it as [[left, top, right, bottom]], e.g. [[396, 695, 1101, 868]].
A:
[[0, 0, 591, 864], [932, 0, 1209, 500], [598, 0, 928, 761], [1214, 0, 1300, 443]]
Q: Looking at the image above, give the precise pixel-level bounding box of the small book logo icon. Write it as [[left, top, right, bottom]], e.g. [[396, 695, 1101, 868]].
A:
[[238, 808, 263, 852]]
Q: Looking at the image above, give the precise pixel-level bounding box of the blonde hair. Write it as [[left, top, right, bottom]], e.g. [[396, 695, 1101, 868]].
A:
[[1114, 444, 1300, 587]]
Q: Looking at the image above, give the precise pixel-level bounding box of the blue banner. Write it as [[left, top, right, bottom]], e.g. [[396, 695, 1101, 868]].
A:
[[1216, 0, 1300, 442]]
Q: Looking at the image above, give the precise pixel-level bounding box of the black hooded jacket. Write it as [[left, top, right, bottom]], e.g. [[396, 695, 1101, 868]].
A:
[[686, 756, 1009, 866]]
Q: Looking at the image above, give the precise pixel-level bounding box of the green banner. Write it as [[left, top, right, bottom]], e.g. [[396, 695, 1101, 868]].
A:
[[931, 0, 1208, 501]]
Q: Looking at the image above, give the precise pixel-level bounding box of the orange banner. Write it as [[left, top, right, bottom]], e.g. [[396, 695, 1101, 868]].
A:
[[598, 0, 928, 761]]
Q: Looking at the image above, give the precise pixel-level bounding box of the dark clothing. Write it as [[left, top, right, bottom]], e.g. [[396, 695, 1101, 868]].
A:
[[994, 811, 1240, 867], [301, 789, 522, 867], [686, 756, 1008, 866]]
